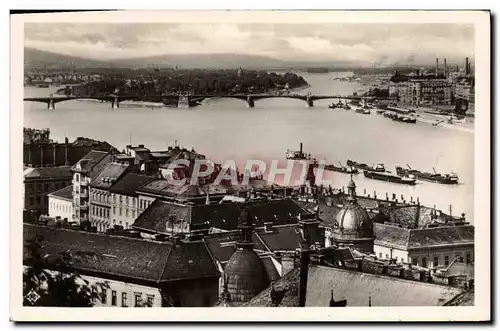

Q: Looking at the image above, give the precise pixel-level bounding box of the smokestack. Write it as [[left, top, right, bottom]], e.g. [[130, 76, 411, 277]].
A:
[[465, 57, 470, 75], [300, 142, 303, 154], [298, 248, 310, 307], [444, 58, 447, 78], [435, 58, 439, 77]]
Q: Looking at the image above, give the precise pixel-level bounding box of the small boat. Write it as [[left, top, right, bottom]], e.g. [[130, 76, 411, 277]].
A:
[[363, 109, 371, 114], [376, 109, 385, 114], [396, 165, 459, 184], [285, 142, 311, 160], [346, 160, 386, 172], [364, 170, 416, 185], [343, 103, 351, 110], [328, 103, 337, 109]]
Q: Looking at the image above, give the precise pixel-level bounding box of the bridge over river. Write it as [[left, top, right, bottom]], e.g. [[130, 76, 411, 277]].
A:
[[23, 93, 395, 109]]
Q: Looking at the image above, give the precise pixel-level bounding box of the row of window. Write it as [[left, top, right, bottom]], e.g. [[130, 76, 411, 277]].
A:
[[50, 201, 71, 213], [101, 291, 154, 307], [93, 220, 130, 232], [26, 181, 70, 193], [92, 205, 110, 218], [139, 199, 152, 211], [28, 195, 48, 207], [111, 206, 136, 218], [378, 252, 473, 267]]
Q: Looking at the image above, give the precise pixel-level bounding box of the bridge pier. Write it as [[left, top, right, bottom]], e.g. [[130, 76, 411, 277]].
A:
[[111, 97, 119, 109], [47, 99, 55, 110], [306, 97, 314, 108], [246, 96, 255, 108]]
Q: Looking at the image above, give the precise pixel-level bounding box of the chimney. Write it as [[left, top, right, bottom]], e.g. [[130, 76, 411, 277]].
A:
[[298, 247, 310, 307], [299, 142, 303, 154], [465, 57, 470, 75], [280, 252, 296, 276], [435, 58, 439, 77]]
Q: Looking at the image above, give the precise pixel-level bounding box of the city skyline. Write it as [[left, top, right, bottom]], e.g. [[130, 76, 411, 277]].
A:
[[24, 23, 474, 66]]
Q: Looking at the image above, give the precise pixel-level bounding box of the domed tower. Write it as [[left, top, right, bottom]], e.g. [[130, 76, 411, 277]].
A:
[[224, 208, 269, 306], [332, 176, 375, 254]]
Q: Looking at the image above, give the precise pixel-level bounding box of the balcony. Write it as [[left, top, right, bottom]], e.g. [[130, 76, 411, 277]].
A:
[[80, 191, 89, 198], [80, 204, 89, 210]]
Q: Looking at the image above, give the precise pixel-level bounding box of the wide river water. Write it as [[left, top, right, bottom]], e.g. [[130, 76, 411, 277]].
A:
[[24, 72, 475, 222]]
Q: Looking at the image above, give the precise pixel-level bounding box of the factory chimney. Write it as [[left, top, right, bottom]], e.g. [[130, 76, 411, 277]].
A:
[[444, 58, 447, 78], [465, 57, 470, 75], [435, 58, 439, 77]]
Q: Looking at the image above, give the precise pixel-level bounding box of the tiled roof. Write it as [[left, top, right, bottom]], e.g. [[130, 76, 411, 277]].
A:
[[408, 226, 474, 249], [23, 224, 220, 283], [243, 267, 301, 307], [90, 163, 129, 189], [71, 150, 113, 179], [48, 185, 73, 200], [305, 265, 464, 306], [374, 223, 474, 250], [133, 198, 310, 235], [23, 166, 73, 180], [374, 223, 411, 249], [255, 225, 303, 252], [203, 231, 270, 264], [109, 173, 156, 196], [132, 200, 191, 234]]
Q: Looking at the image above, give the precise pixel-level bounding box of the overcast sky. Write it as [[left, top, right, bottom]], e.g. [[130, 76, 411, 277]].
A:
[[24, 23, 474, 65]]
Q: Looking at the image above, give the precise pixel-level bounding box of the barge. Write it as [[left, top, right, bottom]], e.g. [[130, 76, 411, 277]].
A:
[[318, 162, 359, 174], [364, 170, 416, 185], [346, 160, 386, 172], [395, 166, 459, 184]]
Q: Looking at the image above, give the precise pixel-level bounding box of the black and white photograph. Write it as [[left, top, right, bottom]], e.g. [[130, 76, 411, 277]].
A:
[[10, 10, 490, 322]]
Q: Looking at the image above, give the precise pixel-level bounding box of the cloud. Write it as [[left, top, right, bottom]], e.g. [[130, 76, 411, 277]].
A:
[[24, 22, 474, 64]]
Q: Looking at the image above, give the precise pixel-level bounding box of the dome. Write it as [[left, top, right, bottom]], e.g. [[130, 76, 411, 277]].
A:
[[225, 248, 269, 305], [335, 203, 371, 234]]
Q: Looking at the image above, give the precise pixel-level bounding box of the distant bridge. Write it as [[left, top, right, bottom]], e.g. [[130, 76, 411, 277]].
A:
[[23, 93, 395, 109]]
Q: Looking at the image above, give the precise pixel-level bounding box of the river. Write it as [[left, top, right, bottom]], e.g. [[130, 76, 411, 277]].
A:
[[23, 71, 475, 222]]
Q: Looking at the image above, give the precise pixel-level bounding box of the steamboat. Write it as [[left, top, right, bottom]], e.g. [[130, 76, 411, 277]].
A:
[[346, 160, 386, 172], [285, 143, 311, 160]]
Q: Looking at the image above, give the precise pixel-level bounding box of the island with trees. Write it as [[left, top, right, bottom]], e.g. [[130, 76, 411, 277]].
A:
[[57, 69, 309, 101]]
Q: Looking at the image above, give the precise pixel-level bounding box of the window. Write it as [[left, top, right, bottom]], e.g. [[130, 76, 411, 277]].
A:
[[140, 200, 143, 210], [134, 293, 142, 307], [101, 290, 107, 305], [146, 295, 154, 307], [120, 196, 123, 203], [121, 293, 128, 307], [126, 209, 129, 217], [379, 253, 382, 258], [75, 174, 80, 181], [111, 291, 117, 306], [119, 208, 122, 216], [113, 194, 116, 203], [401, 257, 404, 263], [132, 210, 135, 218], [126, 197, 129, 205], [29, 197, 34, 206], [36, 196, 41, 205], [385, 254, 389, 259], [422, 258, 427, 268], [113, 206, 116, 214], [466, 253, 471, 263], [44, 183, 49, 192], [125, 222, 128, 229], [444, 255, 449, 266], [433, 256, 439, 267]]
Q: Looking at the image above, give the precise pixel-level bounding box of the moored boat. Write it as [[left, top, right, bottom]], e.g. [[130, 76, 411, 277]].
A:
[[395, 165, 459, 184], [321, 162, 359, 174], [392, 115, 416, 124], [346, 160, 386, 172], [364, 170, 416, 185]]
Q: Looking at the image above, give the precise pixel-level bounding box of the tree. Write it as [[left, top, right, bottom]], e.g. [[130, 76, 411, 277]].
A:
[[23, 234, 109, 307]]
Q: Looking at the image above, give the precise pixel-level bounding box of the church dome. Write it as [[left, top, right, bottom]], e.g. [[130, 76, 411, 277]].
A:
[[225, 248, 269, 304], [336, 203, 371, 233]]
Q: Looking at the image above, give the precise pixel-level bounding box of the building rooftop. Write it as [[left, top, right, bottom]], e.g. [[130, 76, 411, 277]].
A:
[[23, 224, 220, 284], [23, 166, 73, 180], [90, 163, 129, 190], [132, 198, 312, 235], [71, 150, 111, 177], [47, 185, 73, 201], [374, 223, 474, 250], [305, 265, 464, 306], [109, 173, 156, 196]]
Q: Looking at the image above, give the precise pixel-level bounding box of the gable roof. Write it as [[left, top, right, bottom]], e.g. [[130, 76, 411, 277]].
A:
[[305, 265, 464, 307], [71, 150, 113, 179], [23, 166, 73, 180], [48, 185, 73, 201], [90, 163, 129, 189], [109, 173, 156, 196], [23, 224, 220, 284]]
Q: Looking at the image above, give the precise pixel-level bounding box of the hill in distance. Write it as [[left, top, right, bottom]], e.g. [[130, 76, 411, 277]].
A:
[[24, 48, 111, 70]]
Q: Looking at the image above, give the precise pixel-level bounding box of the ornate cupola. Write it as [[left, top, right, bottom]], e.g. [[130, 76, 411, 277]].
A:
[[331, 176, 375, 254], [224, 208, 269, 306]]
